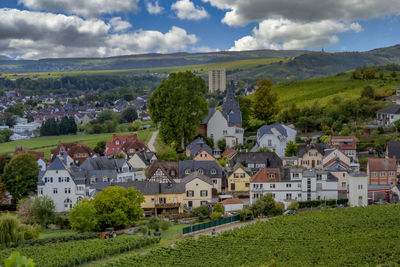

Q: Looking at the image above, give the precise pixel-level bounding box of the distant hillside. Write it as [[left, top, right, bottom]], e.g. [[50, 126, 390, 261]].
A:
[[0, 49, 307, 73]]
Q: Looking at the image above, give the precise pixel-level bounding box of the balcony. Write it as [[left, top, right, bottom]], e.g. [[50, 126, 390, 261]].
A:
[[155, 203, 181, 209]]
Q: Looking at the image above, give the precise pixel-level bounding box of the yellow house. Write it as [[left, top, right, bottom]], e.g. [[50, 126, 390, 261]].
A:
[[181, 172, 213, 209], [228, 163, 251, 192], [118, 181, 185, 216]]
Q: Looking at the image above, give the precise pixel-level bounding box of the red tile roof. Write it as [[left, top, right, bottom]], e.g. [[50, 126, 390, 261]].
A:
[[368, 158, 397, 171], [14, 147, 45, 161], [105, 133, 148, 156], [222, 148, 237, 159], [220, 198, 244, 205], [250, 168, 280, 183], [329, 136, 357, 150]]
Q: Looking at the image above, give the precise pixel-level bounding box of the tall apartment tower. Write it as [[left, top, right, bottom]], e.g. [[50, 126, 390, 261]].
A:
[[208, 69, 226, 93]]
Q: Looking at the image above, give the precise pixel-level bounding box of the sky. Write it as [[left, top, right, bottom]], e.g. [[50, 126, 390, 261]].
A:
[[0, 0, 400, 59]]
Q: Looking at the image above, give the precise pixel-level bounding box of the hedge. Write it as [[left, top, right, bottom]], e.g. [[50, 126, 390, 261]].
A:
[[298, 198, 348, 209]]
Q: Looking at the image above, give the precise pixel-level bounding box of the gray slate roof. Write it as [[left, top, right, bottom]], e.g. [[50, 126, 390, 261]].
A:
[[257, 124, 288, 139], [298, 143, 329, 157], [180, 172, 213, 185], [377, 104, 400, 114], [178, 160, 223, 178], [47, 156, 67, 170], [230, 152, 282, 169], [186, 137, 213, 158], [113, 181, 185, 195], [136, 151, 156, 165], [80, 156, 129, 171], [387, 141, 400, 160]]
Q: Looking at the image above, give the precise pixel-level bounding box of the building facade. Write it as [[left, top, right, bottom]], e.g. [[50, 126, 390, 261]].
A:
[[208, 69, 226, 93]]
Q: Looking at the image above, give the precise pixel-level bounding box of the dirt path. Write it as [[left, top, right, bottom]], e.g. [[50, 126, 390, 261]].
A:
[[148, 130, 158, 152]]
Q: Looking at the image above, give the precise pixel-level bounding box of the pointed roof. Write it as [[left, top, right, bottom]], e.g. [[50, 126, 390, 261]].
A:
[[181, 172, 213, 185], [47, 156, 67, 170]]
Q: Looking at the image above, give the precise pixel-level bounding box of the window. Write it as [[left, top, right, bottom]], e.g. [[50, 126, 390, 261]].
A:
[[240, 173, 245, 178], [317, 174, 322, 181], [77, 196, 83, 201], [59, 177, 61, 183], [65, 188, 71, 194], [116, 141, 120, 145], [159, 197, 166, 204], [270, 184, 275, 189], [185, 169, 191, 175], [298, 183, 301, 188], [50, 177, 53, 183], [90, 177, 96, 184], [389, 171, 395, 177], [44, 177, 48, 183], [260, 184, 263, 188], [372, 172, 377, 177], [200, 201, 208, 206], [76, 153, 80, 158], [129, 149, 134, 153], [223, 130, 227, 135], [244, 183, 249, 187], [286, 193, 292, 200], [234, 173, 239, 178], [358, 184, 363, 190], [197, 169, 204, 174], [188, 201, 193, 207], [342, 182, 346, 188], [298, 193, 301, 198], [342, 173, 345, 177], [53, 188, 58, 194], [268, 173, 275, 178], [151, 198, 155, 203], [286, 184, 292, 188], [213, 179, 218, 184], [268, 140, 272, 146], [39, 188, 43, 195], [211, 169, 217, 175], [200, 190, 208, 197], [380, 172, 386, 177], [103, 177, 108, 182], [186, 190, 194, 197], [173, 197, 178, 203], [82, 153, 86, 157], [66, 177, 70, 182]]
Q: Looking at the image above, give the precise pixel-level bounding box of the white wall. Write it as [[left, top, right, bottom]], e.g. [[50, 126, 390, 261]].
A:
[[348, 175, 368, 207]]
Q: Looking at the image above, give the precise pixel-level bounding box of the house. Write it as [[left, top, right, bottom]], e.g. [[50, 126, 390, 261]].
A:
[[367, 158, 397, 185], [14, 147, 47, 171], [376, 104, 400, 126], [13, 122, 41, 134], [298, 143, 328, 169], [181, 172, 213, 209], [178, 160, 224, 193], [80, 156, 139, 182], [104, 133, 148, 157], [128, 151, 157, 169], [116, 181, 185, 216], [220, 198, 244, 212], [229, 152, 282, 175], [329, 136, 357, 162], [385, 141, 400, 173], [50, 141, 96, 165], [221, 148, 237, 160], [185, 137, 214, 161], [200, 88, 244, 148], [281, 156, 299, 167], [348, 172, 368, 207], [147, 161, 179, 183], [252, 124, 297, 157], [227, 163, 251, 193], [249, 168, 338, 207]]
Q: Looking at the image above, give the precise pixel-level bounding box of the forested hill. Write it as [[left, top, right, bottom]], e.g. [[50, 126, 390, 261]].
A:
[[0, 49, 308, 73]]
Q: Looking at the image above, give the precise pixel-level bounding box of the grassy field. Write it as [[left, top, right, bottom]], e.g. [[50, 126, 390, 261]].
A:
[[0, 58, 286, 79], [248, 71, 400, 108], [38, 229, 75, 239], [0, 129, 154, 159]]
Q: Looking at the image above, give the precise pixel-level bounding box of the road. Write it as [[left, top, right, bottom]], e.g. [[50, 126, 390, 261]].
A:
[[148, 130, 158, 152]]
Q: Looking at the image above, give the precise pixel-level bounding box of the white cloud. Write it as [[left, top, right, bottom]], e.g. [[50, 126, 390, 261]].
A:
[[0, 8, 198, 59], [18, 0, 140, 18], [146, 1, 164, 14], [171, 0, 209, 20], [109, 17, 132, 32], [191, 46, 221, 52], [202, 0, 400, 26], [230, 19, 362, 51]]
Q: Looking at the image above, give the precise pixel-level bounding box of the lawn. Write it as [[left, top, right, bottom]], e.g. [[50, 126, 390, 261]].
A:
[[38, 229, 75, 239], [248, 71, 400, 108], [103, 205, 400, 266], [0, 129, 154, 159]]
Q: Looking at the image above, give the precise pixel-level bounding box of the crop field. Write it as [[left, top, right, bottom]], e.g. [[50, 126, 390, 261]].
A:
[[105, 205, 400, 266], [0, 235, 159, 267], [248, 71, 400, 108], [0, 129, 153, 159]]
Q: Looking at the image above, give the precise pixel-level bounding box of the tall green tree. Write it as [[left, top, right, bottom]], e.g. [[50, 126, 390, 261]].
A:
[[2, 153, 39, 202], [31, 196, 56, 228], [121, 107, 138, 123], [361, 86, 375, 99], [253, 79, 279, 123], [285, 141, 298, 156], [67, 199, 98, 232], [149, 71, 208, 150], [237, 96, 253, 130], [93, 186, 144, 229]]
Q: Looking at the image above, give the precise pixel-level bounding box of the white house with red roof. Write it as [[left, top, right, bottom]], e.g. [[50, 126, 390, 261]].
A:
[[105, 133, 149, 157], [219, 198, 244, 213]]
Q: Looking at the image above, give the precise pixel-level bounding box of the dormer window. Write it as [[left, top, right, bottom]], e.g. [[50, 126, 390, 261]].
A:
[[211, 168, 217, 175], [116, 141, 120, 145], [170, 169, 176, 177], [76, 153, 80, 158], [185, 169, 191, 175], [268, 173, 275, 178], [82, 153, 86, 157], [198, 168, 204, 174], [103, 176, 108, 182], [90, 177, 96, 184], [60, 148, 64, 152], [130, 149, 134, 153]]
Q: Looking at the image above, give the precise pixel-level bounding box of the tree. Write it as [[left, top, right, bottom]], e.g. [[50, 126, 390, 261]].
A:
[[93, 186, 144, 229], [0, 129, 13, 143], [128, 120, 142, 132], [217, 139, 226, 151], [0, 213, 25, 246], [237, 96, 253, 130], [156, 147, 179, 161], [213, 203, 224, 213], [210, 212, 223, 220], [0, 180, 8, 205], [2, 153, 39, 202], [361, 86, 375, 99], [253, 79, 279, 123], [190, 205, 210, 219], [285, 141, 298, 156], [121, 108, 138, 123], [17, 198, 35, 224], [287, 201, 299, 211], [257, 147, 271, 152], [67, 199, 98, 232], [149, 71, 208, 150], [363, 68, 375, 80], [40, 118, 59, 136], [94, 140, 106, 156], [31, 196, 56, 228], [391, 71, 397, 78], [352, 67, 362, 79], [238, 208, 253, 221]]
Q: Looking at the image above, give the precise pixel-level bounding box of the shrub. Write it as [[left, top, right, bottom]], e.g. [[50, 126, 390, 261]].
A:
[[53, 215, 70, 229], [213, 203, 224, 213], [287, 201, 299, 211], [147, 217, 160, 231], [159, 220, 170, 232], [31, 196, 56, 228], [210, 212, 223, 220], [0, 213, 25, 246], [190, 206, 210, 219], [238, 208, 253, 221], [19, 224, 40, 240], [68, 199, 97, 232], [270, 202, 284, 216]]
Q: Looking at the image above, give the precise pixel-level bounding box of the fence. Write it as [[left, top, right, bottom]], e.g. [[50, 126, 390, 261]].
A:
[[182, 215, 240, 235]]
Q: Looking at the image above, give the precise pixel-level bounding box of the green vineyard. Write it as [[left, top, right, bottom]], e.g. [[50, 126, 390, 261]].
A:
[[0, 235, 159, 267], [105, 205, 400, 266]]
